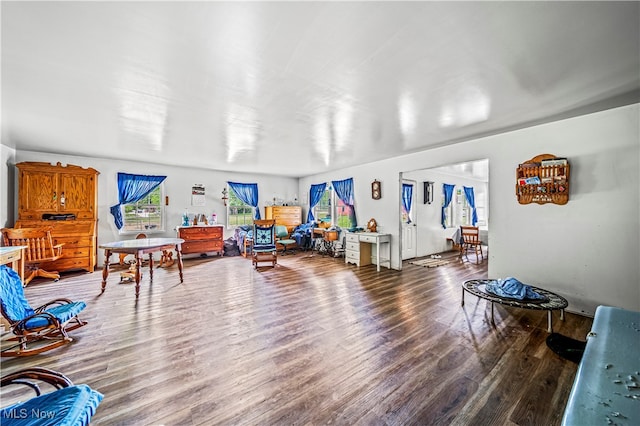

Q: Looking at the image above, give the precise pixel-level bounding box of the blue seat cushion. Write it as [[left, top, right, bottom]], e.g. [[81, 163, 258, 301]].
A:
[[278, 239, 296, 245], [1, 384, 103, 426], [24, 302, 87, 329]]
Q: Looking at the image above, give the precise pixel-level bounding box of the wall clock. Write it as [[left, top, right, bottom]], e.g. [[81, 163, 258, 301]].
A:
[[371, 180, 381, 200]]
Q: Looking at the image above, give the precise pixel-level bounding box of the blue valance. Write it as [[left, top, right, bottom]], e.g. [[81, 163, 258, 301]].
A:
[[331, 177, 357, 226], [110, 173, 166, 230], [463, 186, 478, 226], [441, 183, 455, 229], [228, 181, 261, 220], [307, 183, 327, 222]]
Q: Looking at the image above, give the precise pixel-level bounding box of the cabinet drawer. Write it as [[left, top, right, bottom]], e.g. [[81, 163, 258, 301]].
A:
[[359, 234, 377, 244], [181, 241, 223, 254], [53, 236, 92, 249], [38, 257, 90, 272], [346, 241, 360, 252], [61, 246, 92, 259], [346, 233, 360, 243], [345, 250, 360, 261], [179, 227, 223, 238]]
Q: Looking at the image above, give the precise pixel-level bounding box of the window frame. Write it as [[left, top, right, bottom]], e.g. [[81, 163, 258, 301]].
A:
[[314, 188, 332, 224], [119, 184, 165, 234], [226, 185, 255, 228]]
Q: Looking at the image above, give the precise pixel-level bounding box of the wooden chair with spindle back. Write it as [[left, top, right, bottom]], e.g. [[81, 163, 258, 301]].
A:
[[1, 226, 64, 286], [460, 225, 484, 264]]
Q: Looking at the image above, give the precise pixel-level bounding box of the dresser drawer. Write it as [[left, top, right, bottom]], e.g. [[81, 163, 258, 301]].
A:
[[346, 233, 360, 243], [346, 241, 360, 252], [345, 250, 360, 261], [181, 240, 223, 254], [359, 234, 377, 244], [178, 226, 223, 238], [53, 236, 93, 249]]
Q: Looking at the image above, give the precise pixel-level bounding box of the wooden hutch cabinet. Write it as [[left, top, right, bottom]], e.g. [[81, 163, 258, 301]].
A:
[[15, 162, 99, 273]]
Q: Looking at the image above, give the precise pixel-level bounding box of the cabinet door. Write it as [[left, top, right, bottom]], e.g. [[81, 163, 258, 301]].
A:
[[59, 172, 96, 218], [19, 170, 59, 218]]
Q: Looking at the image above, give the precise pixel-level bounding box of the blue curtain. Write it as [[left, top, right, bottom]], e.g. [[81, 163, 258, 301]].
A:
[[441, 183, 455, 229], [331, 177, 357, 226], [463, 186, 478, 226], [307, 183, 327, 222], [110, 173, 166, 229], [402, 183, 413, 224], [228, 181, 261, 220]]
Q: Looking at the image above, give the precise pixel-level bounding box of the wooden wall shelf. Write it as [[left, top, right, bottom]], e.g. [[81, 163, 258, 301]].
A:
[[516, 154, 570, 205]]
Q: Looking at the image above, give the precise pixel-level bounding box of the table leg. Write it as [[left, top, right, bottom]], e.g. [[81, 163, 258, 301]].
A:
[[376, 240, 381, 272], [561, 309, 565, 321], [461, 288, 465, 306], [101, 250, 112, 293], [176, 245, 184, 283], [148, 253, 154, 281], [547, 310, 553, 333], [135, 253, 142, 298]]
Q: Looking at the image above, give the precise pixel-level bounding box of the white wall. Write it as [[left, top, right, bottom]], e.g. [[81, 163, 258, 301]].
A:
[[0, 144, 17, 228], [299, 104, 640, 316], [7, 151, 298, 264], [403, 169, 488, 257]]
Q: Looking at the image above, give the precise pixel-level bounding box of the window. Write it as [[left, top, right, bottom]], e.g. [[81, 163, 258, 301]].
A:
[[314, 189, 331, 223], [335, 198, 355, 228], [227, 187, 254, 227], [444, 188, 471, 228], [121, 185, 164, 233]]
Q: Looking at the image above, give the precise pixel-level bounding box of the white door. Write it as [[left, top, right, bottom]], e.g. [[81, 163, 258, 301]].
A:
[[401, 180, 417, 260]]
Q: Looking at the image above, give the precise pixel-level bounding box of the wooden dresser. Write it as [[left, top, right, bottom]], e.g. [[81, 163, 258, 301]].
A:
[[15, 162, 99, 273], [264, 206, 302, 233], [177, 225, 224, 256]]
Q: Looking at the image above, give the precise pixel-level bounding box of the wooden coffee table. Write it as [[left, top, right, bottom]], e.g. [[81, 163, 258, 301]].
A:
[[462, 279, 568, 332]]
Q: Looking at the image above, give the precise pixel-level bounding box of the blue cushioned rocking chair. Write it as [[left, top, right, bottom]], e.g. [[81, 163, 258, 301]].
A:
[[0, 266, 87, 357], [1, 367, 103, 425], [252, 220, 277, 269]]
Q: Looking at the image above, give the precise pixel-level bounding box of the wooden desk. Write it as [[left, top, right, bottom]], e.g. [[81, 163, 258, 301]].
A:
[[99, 238, 184, 299], [0, 246, 26, 283], [345, 232, 391, 272]]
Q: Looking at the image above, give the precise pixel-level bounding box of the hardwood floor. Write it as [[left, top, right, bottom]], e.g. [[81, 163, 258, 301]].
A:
[[1, 250, 592, 425]]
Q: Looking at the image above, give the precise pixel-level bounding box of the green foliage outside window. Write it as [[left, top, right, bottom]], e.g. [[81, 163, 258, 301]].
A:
[[314, 190, 331, 222], [227, 188, 254, 226], [122, 186, 164, 232]]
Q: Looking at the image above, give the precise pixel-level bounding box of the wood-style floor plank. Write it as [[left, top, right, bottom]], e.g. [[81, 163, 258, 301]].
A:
[[1, 250, 593, 425]]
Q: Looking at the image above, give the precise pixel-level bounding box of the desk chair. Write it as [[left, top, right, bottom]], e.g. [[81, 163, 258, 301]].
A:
[[275, 225, 296, 255], [460, 226, 484, 264], [1, 227, 64, 286]]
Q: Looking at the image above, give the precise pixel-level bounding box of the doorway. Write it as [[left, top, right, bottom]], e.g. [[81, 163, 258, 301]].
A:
[[399, 159, 489, 268], [401, 179, 417, 260]]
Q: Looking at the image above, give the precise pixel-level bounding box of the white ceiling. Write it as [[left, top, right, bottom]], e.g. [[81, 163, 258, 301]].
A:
[[2, 2, 639, 177]]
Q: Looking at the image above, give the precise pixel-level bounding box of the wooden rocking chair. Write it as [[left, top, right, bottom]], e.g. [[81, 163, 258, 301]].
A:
[[1, 226, 64, 286], [1, 368, 103, 424], [0, 265, 87, 357], [252, 220, 277, 269]]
